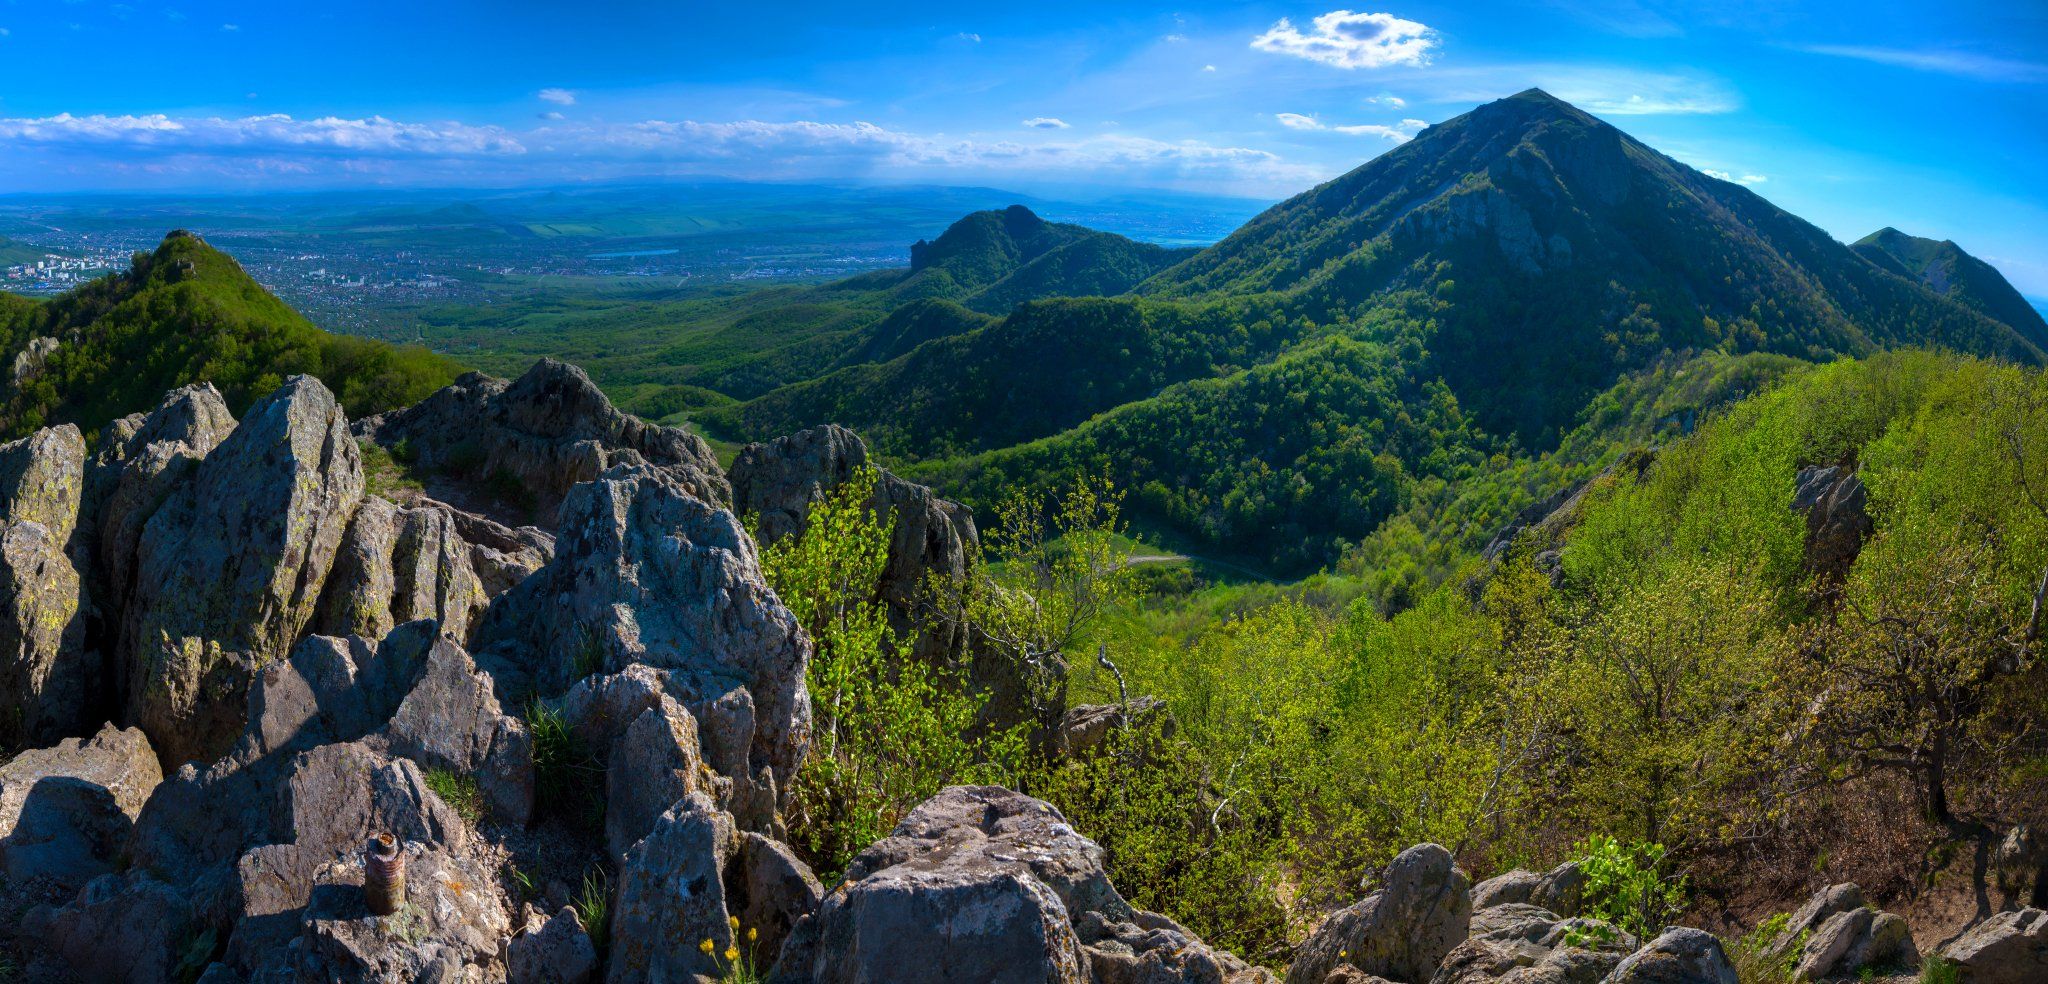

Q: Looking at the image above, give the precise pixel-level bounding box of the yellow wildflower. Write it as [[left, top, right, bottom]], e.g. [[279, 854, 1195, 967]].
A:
[[725, 946, 740, 962], [729, 915, 740, 930], [699, 939, 714, 955], [748, 927, 759, 942]]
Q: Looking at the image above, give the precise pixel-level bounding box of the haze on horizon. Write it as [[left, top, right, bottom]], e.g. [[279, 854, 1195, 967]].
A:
[[0, 1, 2043, 297]]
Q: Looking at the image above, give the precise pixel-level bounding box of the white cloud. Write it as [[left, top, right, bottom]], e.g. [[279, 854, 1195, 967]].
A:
[[1202, 64, 1217, 72], [220, 23, 238, 31], [957, 32, 982, 43], [1022, 117, 1071, 130], [1275, 112, 1426, 141], [1795, 45, 2048, 83], [1251, 10, 1437, 70], [541, 111, 566, 121], [1333, 118, 1427, 139], [538, 88, 576, 106], [1366, 94, 1406, 108], [0, 111, 1324, 195], [1703, 169, 1767, 186], [1164, 33, 1188, 43], [0, 112, 526, 156]]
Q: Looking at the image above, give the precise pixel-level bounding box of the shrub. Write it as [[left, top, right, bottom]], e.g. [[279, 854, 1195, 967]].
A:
[[1572, 835, 1687, 940]]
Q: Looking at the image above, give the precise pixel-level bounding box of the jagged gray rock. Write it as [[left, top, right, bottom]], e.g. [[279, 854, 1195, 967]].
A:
[[380, 635, 535, 828], [773, 785, 1270, 984], [475, 461, 810, 808], [19, 871, 200, 984], [510, 906, 599, 984], [608, 792, 740, 984], [0, 423, 90, 746], [123, 375, 365, 766], [89, 382, 238, 627], [0, 722, 161, 835], [1471, 862, 1582, 917], [735, 831, 824, 969], [1791, 905, 1916, 982], [1288, 843, 1474, 984], [0, 724, 163, 910], [1939, 908, 2047, 984], [1605, 928, 1738, 984], [1791, 465, 1872, 580], [355, 358, 730, 522], [1765, 883, 1865, 963], [1057, 697, 1174, 758]]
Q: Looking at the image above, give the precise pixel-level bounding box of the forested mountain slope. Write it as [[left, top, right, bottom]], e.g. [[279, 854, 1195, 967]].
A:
[[1852, 226, 2048, 341]]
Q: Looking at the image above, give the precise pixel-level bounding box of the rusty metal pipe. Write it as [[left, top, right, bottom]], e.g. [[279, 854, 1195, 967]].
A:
[[365, 833, 405, 916]]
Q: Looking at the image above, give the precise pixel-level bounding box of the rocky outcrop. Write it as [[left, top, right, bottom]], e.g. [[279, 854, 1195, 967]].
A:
[[1761, 883, 1916, 981], [0, 423, 91, 746], [1432, 908, 1637, 984], [88, 382, 238, 626], [1469, 861, 1584, 917], [476, 462, 810, 809], [380, 635, 535, 827], [1057, 696, 1174, 758], [1791, 465, 1872, 580], [1288, 844, 1474, 984], [122, 375, 365, 766], [10, 334, 59, 386], [1605, 928, 1737, 984], [774, 785, 1272, 984], [356, 358, 729, 522], [1939, 908, 2048, 984], [729, 423, 979, 665]]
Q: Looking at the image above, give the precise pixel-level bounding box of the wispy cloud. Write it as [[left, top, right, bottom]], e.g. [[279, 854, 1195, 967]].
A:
[[1022, 117, 1071, 130], [956, 32, 982, 43], [220, 23, 238, 32], [0, 111, 1321, 193], [1704, 169, 1767, 186], [1795, 45, 2048, 83], [1252, 10, 1438, 70], [1275, 112, 1427, 141], [0, 113, 526, 156], [1365, 94, 1406, 108], [538, 88, 577, 106]]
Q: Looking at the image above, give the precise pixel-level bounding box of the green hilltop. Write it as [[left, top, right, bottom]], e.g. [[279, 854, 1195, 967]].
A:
[[0, 230, 460, 439]]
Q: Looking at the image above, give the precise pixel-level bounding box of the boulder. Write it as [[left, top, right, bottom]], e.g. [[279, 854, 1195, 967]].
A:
[[475, 462, 810, 804], [603, 691, 712, 861], [1994, 825, 2044, 907], [1791, 905, 1916, 981], [1471, 862, 1582, 917], [1287, 844, 1474, 984], [1939, 908, 2047, 984], [510, 906, 599, 984], [1057, 697, 1174, 758], [773, 785, 1266, 984], [0, 423, 91, 746], [0, 722, 161, 833], [355, 358, 730, 523], [0, 724, 161, 908], [1791, 465, 1872, 580], [122, 375, 365, 766], [1431, 913, 1635, 984], [608, 793, 740, 984], [1766, 883, 1865, 963], [1605, 928, 1737, 984]]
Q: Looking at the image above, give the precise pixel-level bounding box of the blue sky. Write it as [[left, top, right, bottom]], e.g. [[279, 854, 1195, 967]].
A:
[[1, 1, 2044, 296]]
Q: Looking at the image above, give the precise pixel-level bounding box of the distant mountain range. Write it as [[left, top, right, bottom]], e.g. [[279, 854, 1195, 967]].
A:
[[6, 90, 2041, 572]]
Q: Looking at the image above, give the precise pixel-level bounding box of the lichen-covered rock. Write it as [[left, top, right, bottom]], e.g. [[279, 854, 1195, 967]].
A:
[[1057, 697, 1174, 759], [1791, 904, 1916, 981], [608, 793, 739, 984], [1605, 928, 1738, 984], [0, 724, 163, 907], [123, 375, 365, 766], [510, 906, 598, 984], [314, 493, 544, 647], [1472, 870, 1543, 912], [476, 462, 809, 803], [1471, 862, 1582, 917], [355, 358, 729, 522], [1430, 912, 1634, 984], [0, 423, 91, 746], [1287, 843, 1474, 984], [603, 691, 711, 861], [1077, 908, 1279, 984], [89, 383, 238, 623], [1939, 908, 2048, 984]]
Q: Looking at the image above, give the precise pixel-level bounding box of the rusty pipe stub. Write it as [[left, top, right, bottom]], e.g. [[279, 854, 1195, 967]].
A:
[[364, 833, 406, 917]]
